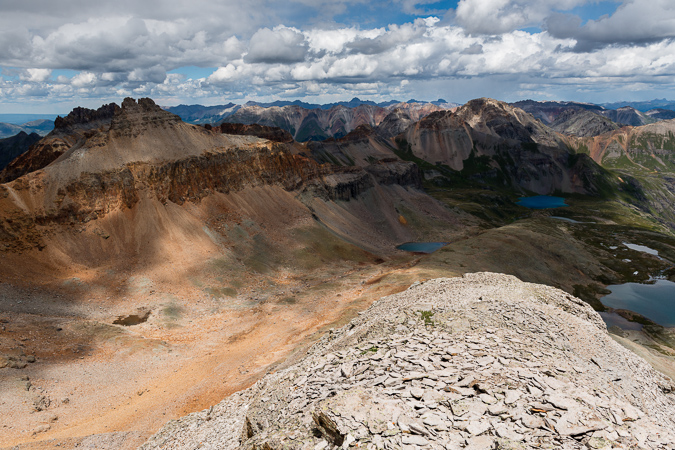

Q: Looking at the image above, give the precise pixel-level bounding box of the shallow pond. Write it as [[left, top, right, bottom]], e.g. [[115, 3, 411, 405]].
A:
[[396, 242, 448, 253], [600, 279, 675, 327], [516, 195, 568, 209], [623, 242, 660, 258]]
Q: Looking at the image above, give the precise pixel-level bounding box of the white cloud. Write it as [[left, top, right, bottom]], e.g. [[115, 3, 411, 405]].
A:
[[3, 0, 675, 111], [71, 72, 97, 88], [245, 27, 308, 64], [20, 68, 51, 82], [547, 0, 675, 51], [207, 63, 252, 84], [455, 0, 588, 35]]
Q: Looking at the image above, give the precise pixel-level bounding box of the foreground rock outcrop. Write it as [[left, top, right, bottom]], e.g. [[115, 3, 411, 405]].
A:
[[141, 272, 675, 450]]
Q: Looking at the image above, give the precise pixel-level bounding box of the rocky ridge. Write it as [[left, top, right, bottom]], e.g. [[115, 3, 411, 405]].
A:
[[0, 98, 426, 252], [400, 98, 612, 195], [599, 107, 655, 127], [550, 109, 620, 138], [0, 103, 120, 183], [141, 272, 675, 450], [509, 101, 606, 125], [221, 102, 444, 142]]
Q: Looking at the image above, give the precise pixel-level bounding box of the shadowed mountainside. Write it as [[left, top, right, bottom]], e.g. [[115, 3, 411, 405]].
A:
[[0, 103, 120, 184], [397, 98, 614, 195], [550, 109, 620, 138], [0, 131, 42, 171]]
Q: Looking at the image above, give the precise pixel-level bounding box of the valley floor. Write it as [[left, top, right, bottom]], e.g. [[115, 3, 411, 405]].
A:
[[0, 252, 430, 449]]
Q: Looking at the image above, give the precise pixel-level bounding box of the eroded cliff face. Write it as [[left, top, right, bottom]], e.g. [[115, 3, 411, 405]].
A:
[[402, 98, 612, 195], [575, 119, 675, 169], [0, 98, 426, 254], [570, 119, 675, 230]]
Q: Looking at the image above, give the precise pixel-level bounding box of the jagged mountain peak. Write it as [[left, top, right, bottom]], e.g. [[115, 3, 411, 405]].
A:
[[453, 97, 563, 145], [110, 97, 182, 135], [53, 102, 120, 131], [457, 97, 526, 119]]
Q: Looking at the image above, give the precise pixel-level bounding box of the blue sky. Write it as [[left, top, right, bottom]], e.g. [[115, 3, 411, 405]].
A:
[[1, 0, 674, 113]]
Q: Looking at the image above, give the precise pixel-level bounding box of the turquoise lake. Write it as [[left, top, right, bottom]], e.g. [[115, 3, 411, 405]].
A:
[[517, 195, 568, 209], [600, 279, 675, 327], [396, 242, 448, 253]]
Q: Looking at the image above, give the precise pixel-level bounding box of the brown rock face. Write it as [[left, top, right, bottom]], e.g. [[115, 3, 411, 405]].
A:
[[216, 123, 294, 143], [53, 103, 120, 131], [0, 98, 424, 251], [402, 98, 611, 195], [0, 103, 122, 183], [109, 98, 181, 137]]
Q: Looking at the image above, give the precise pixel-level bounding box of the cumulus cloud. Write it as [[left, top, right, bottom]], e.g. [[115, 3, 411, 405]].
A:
[[546, 0, 675, 51], [455, 0, 587, 35], [2, 0, 675, 111], [20, 68, 51, 82], [128, 65, 167, 84], [245, 27, 308, 64], [71, 72, 97, 88], [347, 20, 431, 55]]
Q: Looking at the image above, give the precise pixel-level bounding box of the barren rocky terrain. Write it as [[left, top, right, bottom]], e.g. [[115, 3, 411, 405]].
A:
[[141, 273, 675, 449], [3, 96, 675, 449]]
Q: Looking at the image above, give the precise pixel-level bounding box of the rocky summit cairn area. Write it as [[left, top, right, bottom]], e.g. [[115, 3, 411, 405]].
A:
[[142, 272, 675, 449]]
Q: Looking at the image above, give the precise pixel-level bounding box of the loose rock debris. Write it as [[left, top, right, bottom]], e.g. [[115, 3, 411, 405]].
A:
[[141, 273, 675, 449]]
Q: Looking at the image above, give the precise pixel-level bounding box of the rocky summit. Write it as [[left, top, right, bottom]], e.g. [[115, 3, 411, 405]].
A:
[[140, 273, 675, 450]]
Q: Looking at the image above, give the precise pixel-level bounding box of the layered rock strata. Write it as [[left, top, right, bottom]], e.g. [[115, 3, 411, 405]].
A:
[[141, 272, 675, 450], [0, 98, 421, 250], [401, 98, 611, 195]]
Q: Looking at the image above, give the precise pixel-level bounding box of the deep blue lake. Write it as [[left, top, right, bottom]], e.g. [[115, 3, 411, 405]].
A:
[[396, 242, 447, 253], [600, 279, 675, 327], [517, 195, 568, 209]]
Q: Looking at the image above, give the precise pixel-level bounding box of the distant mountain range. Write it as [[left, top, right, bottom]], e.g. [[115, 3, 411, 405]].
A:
[[163, 98, 675, 142], [510, 100, 667, 131], [600, 99, 675, 112], [0, 116, 55, 139], [164, 98, 458, 141]]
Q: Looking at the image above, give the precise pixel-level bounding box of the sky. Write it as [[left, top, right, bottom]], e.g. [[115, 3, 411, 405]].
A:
[[1, 0, 675, 113]]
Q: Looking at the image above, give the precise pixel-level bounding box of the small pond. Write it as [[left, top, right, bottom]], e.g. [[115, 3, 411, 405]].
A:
[[623, 242, 661, 258], [516, 195, 568, 209], [600, 279, 675, 327], [396, 242, 448, 253]]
